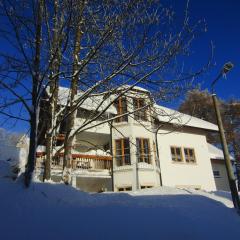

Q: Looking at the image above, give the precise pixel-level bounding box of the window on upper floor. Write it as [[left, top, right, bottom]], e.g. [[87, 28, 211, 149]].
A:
[[133, 98, 148, 121], [136, 138, 151, 164], [115, 97, 128, 122], [115, 138, 131, 166], [170, 146, 183, 162], [184, 148, 196, 163]]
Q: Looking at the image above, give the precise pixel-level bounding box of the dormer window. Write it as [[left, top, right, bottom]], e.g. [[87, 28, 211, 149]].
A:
[[115, 97, 128, 122], [133, 98, 147, 121]]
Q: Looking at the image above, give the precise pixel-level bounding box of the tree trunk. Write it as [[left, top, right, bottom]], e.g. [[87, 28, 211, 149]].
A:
[[24, 108, 39, 187], [43, 0, 62, 181], [43, 84, 59, 181], [62, 2, 85, 184], [62, 107, 78, 184], [62, 135, 74, 184], [43, 133, 52, 180], [24, 0, 43, 187]]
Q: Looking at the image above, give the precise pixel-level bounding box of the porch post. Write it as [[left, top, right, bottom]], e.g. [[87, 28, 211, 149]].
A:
[[71, 175, 77, 188], [131, 137, 139, 191]]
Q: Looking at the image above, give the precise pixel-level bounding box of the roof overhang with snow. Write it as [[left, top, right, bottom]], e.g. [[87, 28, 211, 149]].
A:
[[153, 104, 219, 132], [47, 86, 219, 132], [208, 143, 234, 161], [48, 86, 117, 114]]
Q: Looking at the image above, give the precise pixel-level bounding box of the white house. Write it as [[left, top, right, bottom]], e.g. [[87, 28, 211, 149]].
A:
[[35, 86, 232, 192], [0, 130, 29, 176], [208, 143, 234, 191]]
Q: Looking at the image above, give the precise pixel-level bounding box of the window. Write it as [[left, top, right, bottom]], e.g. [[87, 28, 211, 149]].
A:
[[141, 186, 153, 189], [213, 170, 221, 178], [115, 97, 128, 122], [118, 187, 132, 192], [115, 138, 131, 166], [136, 138, 151, 164], [171, 147, 183, 162], [133, 98, 147, 121], [184, 148, 196, 163]]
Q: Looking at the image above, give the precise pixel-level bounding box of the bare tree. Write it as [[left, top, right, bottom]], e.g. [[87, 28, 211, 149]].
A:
[[0, 0, 212, 186], [0, 0, 46, 186], [43, 0, 68, 181], [55, 0, 212, 183], [0, 0, 71, 186]]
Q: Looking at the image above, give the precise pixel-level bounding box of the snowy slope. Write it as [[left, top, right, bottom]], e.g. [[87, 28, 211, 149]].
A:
[[0, 162, 240, 240]]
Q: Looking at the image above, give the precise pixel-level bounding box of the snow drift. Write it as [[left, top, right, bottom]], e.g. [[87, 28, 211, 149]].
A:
[[0, 160, 240, 240]]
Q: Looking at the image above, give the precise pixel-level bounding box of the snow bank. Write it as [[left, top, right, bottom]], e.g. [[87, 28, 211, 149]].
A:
[[0, 173, 240, 240]]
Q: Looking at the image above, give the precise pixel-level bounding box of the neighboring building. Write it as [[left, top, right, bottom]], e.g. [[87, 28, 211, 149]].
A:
[[208, 143, 234, 191], [0, 132, 28, 163], [0, 131, 29, 175], [36, 86, 230, 192]]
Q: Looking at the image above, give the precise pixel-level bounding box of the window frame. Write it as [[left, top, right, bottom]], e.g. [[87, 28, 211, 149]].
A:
[[115, 138, 131, 166], [170, 146, 183, 162], [118, 186, 132, 192], [136, 138, 151, 164], [213, 170, 221, 178], [140, 186, 153, 189], [115, 97, 128, 123], [184, 148, 197, 164], [133, 98, 148, 121]]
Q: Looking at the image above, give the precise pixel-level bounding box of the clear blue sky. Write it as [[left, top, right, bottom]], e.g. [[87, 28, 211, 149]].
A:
[[172, 0, 240, 103]]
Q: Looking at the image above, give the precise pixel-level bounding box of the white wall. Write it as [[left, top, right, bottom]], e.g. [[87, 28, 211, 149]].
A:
[[157, 127, 216, 191], [73, 93, 217, 192], [211, 160, 230, 191], [112, 112, 160, 191], [114, 167, 134, 189], [74, 118, 110, 134], [138, 168, 160, 188], [0, 140, 28, 172]]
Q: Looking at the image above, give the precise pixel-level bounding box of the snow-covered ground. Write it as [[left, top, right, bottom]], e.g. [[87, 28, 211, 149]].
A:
[[0, 161, 240, 240]]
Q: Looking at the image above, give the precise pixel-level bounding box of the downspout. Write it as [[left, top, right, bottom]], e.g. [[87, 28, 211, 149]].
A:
[[109, 120, 114, 191], [155, 125, 163, 186]]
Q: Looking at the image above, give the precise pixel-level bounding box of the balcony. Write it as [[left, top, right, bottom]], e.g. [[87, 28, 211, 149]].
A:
[[36, 152, 112, 173]]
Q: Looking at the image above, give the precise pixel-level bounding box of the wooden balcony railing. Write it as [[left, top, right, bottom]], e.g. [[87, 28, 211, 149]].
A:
[[36, 152, 112, 171], [56, 134, 65, 141]]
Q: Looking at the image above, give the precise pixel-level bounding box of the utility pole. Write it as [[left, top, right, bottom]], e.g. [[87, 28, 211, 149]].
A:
[[211, 62, 240, 211]]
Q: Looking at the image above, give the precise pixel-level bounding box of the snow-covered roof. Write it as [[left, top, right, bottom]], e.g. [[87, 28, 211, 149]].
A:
[[154, 104, 219, 132], [208, 143, 234, 161], [53, 86, 117, 114], [51, 86, 219, 132], [117, 84, 150, 93], [52, 85, 149, 114]]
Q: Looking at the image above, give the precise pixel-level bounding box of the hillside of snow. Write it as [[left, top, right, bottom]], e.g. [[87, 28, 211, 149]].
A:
[[0, 161, 240, 240]]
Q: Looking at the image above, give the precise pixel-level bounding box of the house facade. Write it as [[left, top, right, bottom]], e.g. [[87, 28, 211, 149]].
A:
[[208, 143, 235, 191], [0, 132, 29, 176], [35, 86, 230, 192]]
